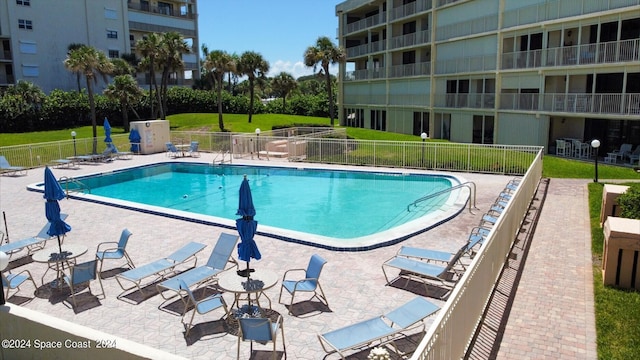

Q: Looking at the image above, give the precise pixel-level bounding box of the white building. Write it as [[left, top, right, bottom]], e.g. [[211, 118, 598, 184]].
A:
[[335, 0, 640, 155], [0, 0, 199, 93]]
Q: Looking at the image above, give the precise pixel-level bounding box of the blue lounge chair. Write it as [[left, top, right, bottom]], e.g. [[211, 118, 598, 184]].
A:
[[166, 142, 180, 158], [75, 147, 114, 163], [115, 241, 206, 300], [0, 214, 68, 259], [188, 141, 200, 157], [0, 156, 27, 176], [396, 233, 485, 271], [156, 233, 238, 304], [278, 254, 329, 315], [109, 144, 133, 160], [318, 297, 440, 359]]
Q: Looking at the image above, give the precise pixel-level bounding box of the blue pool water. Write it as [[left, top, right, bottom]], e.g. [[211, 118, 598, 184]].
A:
[[35, 163, 467, 249]]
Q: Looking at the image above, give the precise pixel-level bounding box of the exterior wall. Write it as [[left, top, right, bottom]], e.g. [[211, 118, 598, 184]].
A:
[[0, 0, 198, 92], [337, 0, 640, 152]]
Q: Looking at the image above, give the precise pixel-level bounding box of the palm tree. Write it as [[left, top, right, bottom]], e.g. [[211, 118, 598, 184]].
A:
[[203, 50, 235, 131], [67, 43, 85, 92], [64, 45, 114, 154], [304, 36, 346, 126], [3, 80, 45, 130], [136, 33, 162, 119], [103, 75, 144, 132], [158, 32, 190, 119], [110, 58, 136, 76], [271, 72, 297, 112], [237, 51, 269, 123]]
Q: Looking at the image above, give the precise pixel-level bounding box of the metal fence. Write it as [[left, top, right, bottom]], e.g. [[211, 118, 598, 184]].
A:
[[1, 129, 539, 176]]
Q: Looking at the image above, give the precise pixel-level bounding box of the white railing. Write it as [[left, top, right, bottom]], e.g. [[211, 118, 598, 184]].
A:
[[391, 30, 431, 49], [434, 93, 496, 109], [435, 14, 498, 41], [501, 39, 640, 69], [391, 0, 432, 20], [435, 54, 496, 74], [344, 11, 386, 35]]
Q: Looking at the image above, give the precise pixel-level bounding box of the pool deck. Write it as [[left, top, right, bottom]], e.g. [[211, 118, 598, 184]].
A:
[[0, 153, 597, 359]]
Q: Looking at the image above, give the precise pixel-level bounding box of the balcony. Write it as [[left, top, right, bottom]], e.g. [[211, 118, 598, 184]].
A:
[[435, 54, 496, 74], [388, 62, 430, 78], [346, 40, 386, 58], [435, 14, 498, 41], [501, 39, 640, 70], [343, 68, 386, 81], [390, 29, 431, 49], [390, 0, 432, 21], [434, 93, 496, 109], [499, 92, 640, 115], [343, 11, 386, 35], [128, 2, 195, 20]]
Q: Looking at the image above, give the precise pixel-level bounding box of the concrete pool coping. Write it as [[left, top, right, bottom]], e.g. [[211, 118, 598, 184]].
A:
[[1, 152, 520, 359], [25, 161, 471, 251]]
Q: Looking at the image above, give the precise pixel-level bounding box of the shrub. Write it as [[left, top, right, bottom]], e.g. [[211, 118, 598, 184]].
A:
[[618, 185, 640, 219]]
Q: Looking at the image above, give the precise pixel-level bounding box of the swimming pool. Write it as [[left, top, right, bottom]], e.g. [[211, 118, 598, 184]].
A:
[[29, 163, 469, 250]]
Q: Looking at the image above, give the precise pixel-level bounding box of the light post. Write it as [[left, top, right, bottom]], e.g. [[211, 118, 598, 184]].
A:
[[255, 128, 261, 159], [591, 139, 601, 183], [0, 251, 9, 305], [71, 131, 77, 158], [420, 132, 427, 167]]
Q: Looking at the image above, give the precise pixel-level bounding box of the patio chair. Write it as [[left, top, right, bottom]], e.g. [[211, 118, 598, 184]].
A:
[[237, 315, 286, 360], [1, 268, 37, 301], [396, 232, 484, 271], [0, 156, 27, 176], [188, 141, 200, 157], [109, 144, 133, 160], [114, 241, 206, 300], [75, 147, 114, 163], [157, 233, 238, 304], [95, 228, 135, 276], [318, 297, 440, 359], [625, 145, 640, 165], [177, 278, 229, 336], [0, 214, 68, 259], [555, 139, 569, 156], [611, 143, 633, 161], [166, 142, 180, 158], [278, 254, 329, 315], [63, 259, 105, 308]]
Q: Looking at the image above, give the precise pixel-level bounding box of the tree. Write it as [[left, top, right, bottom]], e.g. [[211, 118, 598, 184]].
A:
[[67, 43, 85, 92], [203, 50, 235, 131], [1, 80, 45, 130], [237, 51, 269, 123], [158, 32, 190, 119], [136, 33, 163, 119], [110, 58, 136, 76], [618, 185, 640, 219], [64, 45, 114, 154], [271, 72, 297, 111], [103, 75, 143, 132], [304, 36, 346, 126]]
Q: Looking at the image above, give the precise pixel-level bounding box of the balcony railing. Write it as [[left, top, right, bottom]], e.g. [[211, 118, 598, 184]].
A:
[[501, 39, 640, 69], [499, 92, 640, 115], [389, 62, 430, 78], [390, 30, 431, 49], [127, 2, 195, 19], [390, 0, 432, 21], [434, 93, 496, 109], [435, 14, 498, 41], [344, 11, 386, 35], [346, 39, 386, 58], [0, 50, 12, 61]]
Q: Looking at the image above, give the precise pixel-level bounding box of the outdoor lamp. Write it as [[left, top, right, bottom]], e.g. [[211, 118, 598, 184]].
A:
[[591, 139, 601, 183], [0, 251, 9, 305], [421, 132, 428, 167], [255, 128, 261, 159], [421, 132, 427, 142], [71, 130, 77, 158]]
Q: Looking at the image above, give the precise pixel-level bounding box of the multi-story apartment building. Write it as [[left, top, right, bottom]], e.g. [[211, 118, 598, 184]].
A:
[[0, 0, 199, 93], [335, 0, 640, 154]]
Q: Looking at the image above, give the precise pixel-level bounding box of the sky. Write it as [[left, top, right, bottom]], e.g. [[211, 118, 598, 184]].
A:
[[197, 1, 343, 79]]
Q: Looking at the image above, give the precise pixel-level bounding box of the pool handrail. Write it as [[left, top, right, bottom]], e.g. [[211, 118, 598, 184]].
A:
[[408, 181, 478, 214]]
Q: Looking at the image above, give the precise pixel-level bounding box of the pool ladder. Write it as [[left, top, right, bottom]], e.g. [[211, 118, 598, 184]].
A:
[[212, 150, 231, 165], [407, 181, 478, 214], [58, 176, 91, 198]]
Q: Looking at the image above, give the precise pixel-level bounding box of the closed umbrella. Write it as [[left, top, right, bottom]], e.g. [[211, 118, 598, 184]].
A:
[[236, 175, 260, 278], [129, 128, 141, 153], [103, 117, 112, 144], [44, 167, 71, 259]]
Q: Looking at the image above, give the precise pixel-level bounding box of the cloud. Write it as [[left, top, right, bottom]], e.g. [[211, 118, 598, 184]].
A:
[[268, 59, 339, 80]]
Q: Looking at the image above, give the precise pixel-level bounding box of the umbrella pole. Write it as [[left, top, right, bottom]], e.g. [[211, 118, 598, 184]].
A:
[[2, 211, 9, 243], [56, 235, 63, 255]]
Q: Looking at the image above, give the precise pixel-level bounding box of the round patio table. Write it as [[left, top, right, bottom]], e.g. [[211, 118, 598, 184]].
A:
[[217, 268, 278, 315], [32, 244, 88, 288]]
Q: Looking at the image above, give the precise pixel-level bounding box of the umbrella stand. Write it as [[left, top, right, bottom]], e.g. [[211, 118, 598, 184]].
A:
[[2, 211, 9, 243]]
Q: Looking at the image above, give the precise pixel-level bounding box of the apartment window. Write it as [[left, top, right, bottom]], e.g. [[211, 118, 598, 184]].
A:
[[473, 115, 494, 144], [108, 49, 119, 58], [158, 2, 173, 15], [370, 110, 387, 131], [22, 64, 38, 77], [19, 41, 36, 54], [16, 0, 30, 6], [107, 30, 118, 39], [18, 19, 33, 30]]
